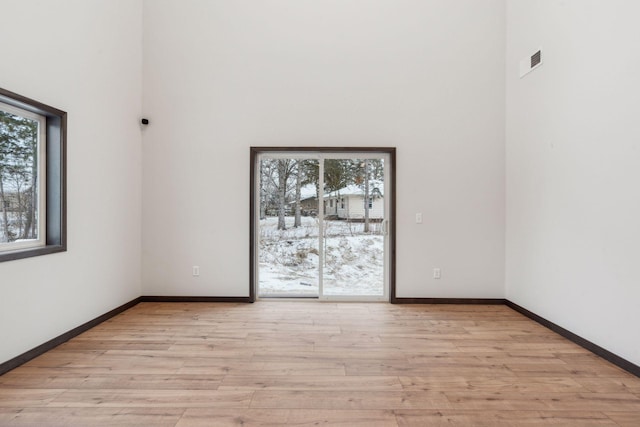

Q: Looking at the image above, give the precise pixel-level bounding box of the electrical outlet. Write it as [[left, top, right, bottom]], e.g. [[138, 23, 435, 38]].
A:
[[192, 266, 200, 277], [433, 268, 441, 279], [416, 213, 423, 224]]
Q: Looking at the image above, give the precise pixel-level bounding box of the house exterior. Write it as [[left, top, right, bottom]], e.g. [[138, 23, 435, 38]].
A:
[[324, 184, 384, 220], [284, 183, 384, 220], [284, 184, 319, 216]]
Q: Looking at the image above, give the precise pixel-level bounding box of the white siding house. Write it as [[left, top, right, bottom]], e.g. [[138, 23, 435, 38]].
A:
[[324, 184, 384, 220]]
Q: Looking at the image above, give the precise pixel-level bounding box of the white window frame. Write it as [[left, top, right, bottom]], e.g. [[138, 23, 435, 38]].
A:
[[0, 102, 47, 253]]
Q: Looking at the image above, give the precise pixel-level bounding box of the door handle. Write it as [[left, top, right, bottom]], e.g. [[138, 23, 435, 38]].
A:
[[382, 219, 389, 235]]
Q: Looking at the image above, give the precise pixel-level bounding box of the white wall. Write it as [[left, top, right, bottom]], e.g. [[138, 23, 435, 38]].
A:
[[141, 0, 506, 298], [506, 0, 640, 366], [0, 0, 143, 364], [4, 0, 636, 370]]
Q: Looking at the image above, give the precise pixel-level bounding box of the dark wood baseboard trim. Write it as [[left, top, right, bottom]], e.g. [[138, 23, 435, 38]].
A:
[[392, 297, 639, 378], [505, 300, 640, 378], [2, 296, 637, 379], [392, 297, 506, 305], [140, 296, 252, 303], [0, 296, 251, 376], [0, 297, 142, 376]]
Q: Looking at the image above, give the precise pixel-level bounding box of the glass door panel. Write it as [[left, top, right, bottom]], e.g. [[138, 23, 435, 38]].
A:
[[258, 158, 320, 297], [322, 158, 386, 297]]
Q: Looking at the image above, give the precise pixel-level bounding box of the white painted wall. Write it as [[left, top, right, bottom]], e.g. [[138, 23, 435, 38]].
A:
[[4, 0, 636, 371], [2, 0, 636, 371], [0, 0, 143, 364], [142, 0, 506, 298], [506, 1, 640, 366]]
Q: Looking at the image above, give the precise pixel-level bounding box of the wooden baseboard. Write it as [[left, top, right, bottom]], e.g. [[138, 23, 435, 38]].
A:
[[0, 297, 142, 376], [505, 300, 640, 378], [0, 295, 251, 376], [393, 297, 639, 378], [140, 296, 252, 303], [2, 296, 637, 379], [392, 297, 506, 305]]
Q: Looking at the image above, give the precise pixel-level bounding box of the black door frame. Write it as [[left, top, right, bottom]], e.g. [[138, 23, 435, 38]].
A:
[[250, 147, 396, 302]]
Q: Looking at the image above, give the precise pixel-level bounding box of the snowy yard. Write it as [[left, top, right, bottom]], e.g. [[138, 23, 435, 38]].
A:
[[258, 216, 384, 296]]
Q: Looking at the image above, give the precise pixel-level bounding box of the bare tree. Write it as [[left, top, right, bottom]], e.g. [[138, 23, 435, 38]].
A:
[[277, 159, 288, 230], [364, 159, 370, 232], [1, 110, 38, 242], [259, 159, 277, 219], [0, 179, 9, 242], [294, 160, 302, 227]]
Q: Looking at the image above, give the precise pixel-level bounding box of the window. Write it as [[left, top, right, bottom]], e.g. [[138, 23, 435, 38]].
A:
[[365, 197, 373, 209], [0, 88, 66, 262], [341, 198, 345, 209], [0, 104, 46, 251]]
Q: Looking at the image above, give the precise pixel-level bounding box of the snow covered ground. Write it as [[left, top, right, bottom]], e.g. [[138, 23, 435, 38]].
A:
[[259, 216, 384, 296]]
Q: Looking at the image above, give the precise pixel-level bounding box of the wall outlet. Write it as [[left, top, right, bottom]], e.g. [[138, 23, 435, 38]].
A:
[[433, 268, 441, 279], [192, 266, 200, 277], [416, 213, 423, 224]]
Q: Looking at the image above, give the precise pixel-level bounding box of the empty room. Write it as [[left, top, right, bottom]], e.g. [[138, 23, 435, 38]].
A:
[[1, 0, 639, 425]]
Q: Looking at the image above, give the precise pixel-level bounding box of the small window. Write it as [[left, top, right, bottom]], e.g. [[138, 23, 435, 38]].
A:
[[0, 88, 66, 262]]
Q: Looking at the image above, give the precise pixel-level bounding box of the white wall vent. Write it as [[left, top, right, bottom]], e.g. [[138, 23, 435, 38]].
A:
[[519, 48, 543, 78]]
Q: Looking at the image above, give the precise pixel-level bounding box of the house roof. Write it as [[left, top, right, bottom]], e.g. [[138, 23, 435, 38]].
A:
[[325, 180, 384, 198], [296, 181, 384, 200], [300, 184, 317, 199]]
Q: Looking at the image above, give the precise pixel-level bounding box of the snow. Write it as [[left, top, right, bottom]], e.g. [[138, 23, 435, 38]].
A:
[[325, 179, 384, 198], [299, 184, 317, 199], [296, 181, 384, 200], [259, 216, 384, 296]]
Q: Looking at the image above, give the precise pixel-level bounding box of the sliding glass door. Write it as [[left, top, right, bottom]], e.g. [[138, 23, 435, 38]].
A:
[[253, 150, 392, 301]]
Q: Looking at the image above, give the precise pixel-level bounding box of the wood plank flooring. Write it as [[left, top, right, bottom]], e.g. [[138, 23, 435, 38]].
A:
[[0, 301, 639, 426]]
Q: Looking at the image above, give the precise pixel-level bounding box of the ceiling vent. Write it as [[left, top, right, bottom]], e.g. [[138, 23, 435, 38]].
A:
[[520, 48, 543, 78]]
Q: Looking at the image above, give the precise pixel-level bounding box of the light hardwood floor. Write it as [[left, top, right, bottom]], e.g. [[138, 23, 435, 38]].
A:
[[0, 302, 639, 426]]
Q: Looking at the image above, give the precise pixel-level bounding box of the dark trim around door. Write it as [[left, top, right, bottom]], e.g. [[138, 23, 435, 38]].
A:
[[250, 147, 396, 303]]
